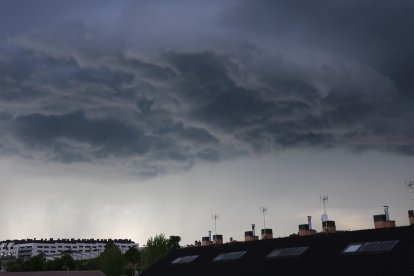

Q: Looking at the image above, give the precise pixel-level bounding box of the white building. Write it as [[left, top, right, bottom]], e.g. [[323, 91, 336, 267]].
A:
[[0, 239, 138, 261]]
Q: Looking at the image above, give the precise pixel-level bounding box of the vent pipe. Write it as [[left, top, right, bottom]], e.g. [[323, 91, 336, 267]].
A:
[[252, 224, 255, 236], [307, 216, 312, 230], [383, 206, 389, 221]]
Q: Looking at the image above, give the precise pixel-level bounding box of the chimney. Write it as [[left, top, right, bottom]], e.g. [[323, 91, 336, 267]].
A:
[[201, 237, 211, 246], [409, 210, 414, 225], [322, 220, 336, 233], [298, 216, 317, 236], [261, 229, 273, 240], [213, 235, 223, 245], [208, 231, 212, 242], [252, 224, 256, 236], [244, 231, 258, 242], [307, 216, 312, 230], [384, 206, 390, 220], [373, 206, 396, 229]]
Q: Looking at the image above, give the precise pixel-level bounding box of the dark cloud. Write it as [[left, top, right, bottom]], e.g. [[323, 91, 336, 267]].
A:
[[0, 0, 413, 175], [226, 0, 414, 96]]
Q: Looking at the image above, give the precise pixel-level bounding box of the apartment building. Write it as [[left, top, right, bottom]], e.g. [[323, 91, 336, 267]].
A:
[[0, 239, 138, 261]]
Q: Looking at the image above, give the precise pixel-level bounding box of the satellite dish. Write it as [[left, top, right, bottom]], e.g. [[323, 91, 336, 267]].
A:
[[321, 213, 328, 222]]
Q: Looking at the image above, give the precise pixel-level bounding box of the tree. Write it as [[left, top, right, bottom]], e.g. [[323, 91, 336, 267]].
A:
[[4, 258, 24, 272], [124, 247, 141, 276], [45, 254, 75, 271], [168, 236, 181, 250], [142, 234, 181, 271], [23, 253, 46, 271], [124, 247, 141, 264], [98, 243, 125, 276]]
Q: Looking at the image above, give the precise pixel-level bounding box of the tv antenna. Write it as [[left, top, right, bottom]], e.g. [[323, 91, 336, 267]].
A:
[[405, 180, 414, 209], [212, 214, 219, 235], [260, 207, 268, 229], [320, 195, 329, 215]]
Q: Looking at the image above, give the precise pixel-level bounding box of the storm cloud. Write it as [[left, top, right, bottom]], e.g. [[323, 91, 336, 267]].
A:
[[1, 0, 413, 176]]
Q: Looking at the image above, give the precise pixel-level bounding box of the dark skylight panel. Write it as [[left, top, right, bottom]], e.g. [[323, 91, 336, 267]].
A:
[[267, 247, 308, 258], [171, 255, 199, 264], [212, 251, 246, 262], [342, 240, 399, 254], [374, 240, 399, 252], [358, 241, 381, 252]]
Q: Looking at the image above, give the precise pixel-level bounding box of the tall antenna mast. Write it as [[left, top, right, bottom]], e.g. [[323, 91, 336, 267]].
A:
[[405, 180, 414, 209], [260, 207, 268, 229], [320, 195, 329, 215], [212, 214, 219, 235]]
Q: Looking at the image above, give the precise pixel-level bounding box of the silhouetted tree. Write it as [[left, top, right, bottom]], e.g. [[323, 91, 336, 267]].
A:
[[168, 236, 181, 250], [142, 234, 181, 271], [98, 243, 125, 276], [23, 253, 46, 271], [124, 247, 141, 275], [45, 254, 75, 271]]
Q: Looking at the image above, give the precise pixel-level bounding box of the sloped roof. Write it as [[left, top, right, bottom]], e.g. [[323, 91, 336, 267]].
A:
[[0, 271, 105, 276], [142, 226, 414, 276]]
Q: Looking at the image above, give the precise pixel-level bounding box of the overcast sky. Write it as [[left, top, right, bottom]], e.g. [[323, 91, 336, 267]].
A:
[[0, 0, 413, 246]]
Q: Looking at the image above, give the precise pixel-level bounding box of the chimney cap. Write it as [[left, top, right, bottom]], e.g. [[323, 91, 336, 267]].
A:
[[261, 229, 273, 234], [245, 231, 253, 237], [373, 214, 386, 222], [322, 220, 336, 227]]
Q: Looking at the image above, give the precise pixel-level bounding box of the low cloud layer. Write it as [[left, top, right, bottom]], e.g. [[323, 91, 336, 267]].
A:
[[1, 0, 413, 176]]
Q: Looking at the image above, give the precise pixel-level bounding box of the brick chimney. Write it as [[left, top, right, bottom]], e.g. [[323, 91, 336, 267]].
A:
[[298, 216, 317, 236], [244, 231, 259, 242], [261, 229, 273, 240], [409, 210, 414, 225], [373, 206, 396, 229], [201, 236, 212, 246], [213, 235, 223, 245], [322, 220, 336, 233]]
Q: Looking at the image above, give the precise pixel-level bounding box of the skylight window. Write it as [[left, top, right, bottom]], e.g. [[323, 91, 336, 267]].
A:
[[374, 240, 399, 252], [358, 241, 381, 252], [342, 240, 399, 254], [342, 243, 363, 253], [266, 247, 308, 258], [266, 249, 283, 258], [171, 255, 199, 264], [212, 251, 246, 261]]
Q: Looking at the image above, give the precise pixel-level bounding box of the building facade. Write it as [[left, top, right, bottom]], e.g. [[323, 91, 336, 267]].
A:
[[0, 239, 138, 260]]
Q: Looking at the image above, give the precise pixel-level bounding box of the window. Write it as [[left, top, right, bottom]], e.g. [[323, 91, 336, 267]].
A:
[[358, 241, 381, 252], [374, 240, 398, 252], [266, 247, 308, 258], [342, 243, 363, 253], [266, 249, 283, 258], [171, 255, 199, 264], [213, 251, 246, 261], [342, 240, 399, 254]]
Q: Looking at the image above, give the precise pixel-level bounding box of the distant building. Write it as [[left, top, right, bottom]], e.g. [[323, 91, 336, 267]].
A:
[[0, 271, 105, 276], [0, 239, 138, 260]]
